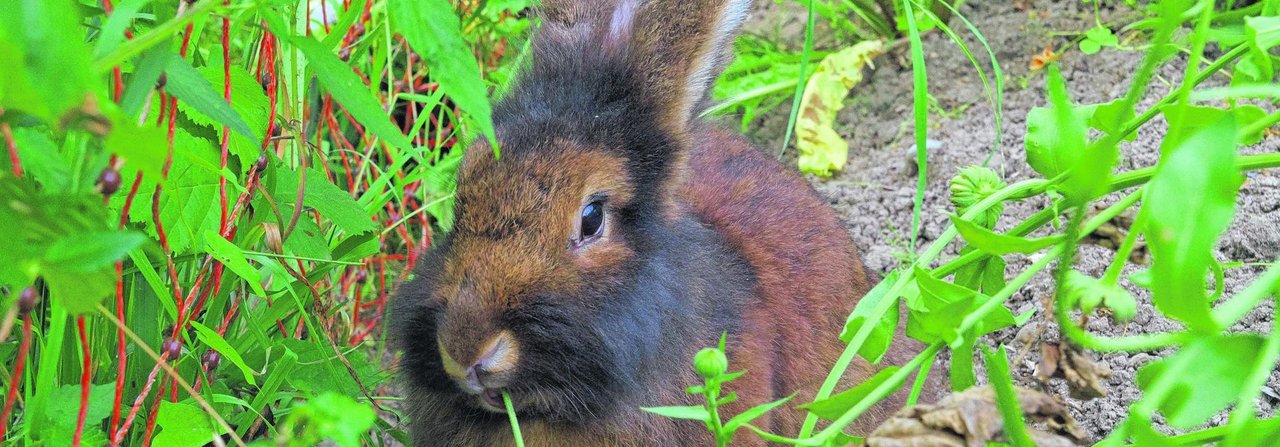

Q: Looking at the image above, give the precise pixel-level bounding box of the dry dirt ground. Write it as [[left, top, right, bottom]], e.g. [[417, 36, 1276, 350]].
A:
[[738, 0, 1280, 440]]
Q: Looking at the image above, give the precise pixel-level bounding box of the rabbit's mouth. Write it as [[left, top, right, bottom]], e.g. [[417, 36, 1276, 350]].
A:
[[477, 388, 506, 412]]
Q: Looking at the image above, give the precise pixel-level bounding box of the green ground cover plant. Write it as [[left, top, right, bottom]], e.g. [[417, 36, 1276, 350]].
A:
[[0, 0, 1278, 446]]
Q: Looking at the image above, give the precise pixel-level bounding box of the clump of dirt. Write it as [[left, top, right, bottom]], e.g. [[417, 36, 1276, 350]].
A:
[[737, 0, 1280, 440]]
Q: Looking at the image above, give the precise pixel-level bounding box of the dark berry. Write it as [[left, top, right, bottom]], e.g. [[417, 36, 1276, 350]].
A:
[[338, 47, 351, 61], [162, 338, 182, 360], [352, 23, 365, 36], [354, 269, 368, 284], [156, 72, 167, 89], [259, 72, 273, 91], [270, 125, 282, 138], [202, 350, 221, 370], [97, 167, 122, 196], [255, 152, 269, 172], [17, 287, 38, 315]]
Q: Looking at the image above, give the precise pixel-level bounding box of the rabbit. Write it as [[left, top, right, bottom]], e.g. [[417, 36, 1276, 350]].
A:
[[389, 0, 933, 445]]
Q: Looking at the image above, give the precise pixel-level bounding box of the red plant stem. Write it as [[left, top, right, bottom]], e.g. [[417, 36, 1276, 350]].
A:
[[112, 352, 167, 445], [2, 122, 21, 178], [109, 171, 144, 437], [0, 315, 32, 439], [140, 382, 165, 447], [73, 316, 91, 446]]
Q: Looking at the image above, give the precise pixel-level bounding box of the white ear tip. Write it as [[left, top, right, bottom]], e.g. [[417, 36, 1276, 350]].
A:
[[605, 0, 639, 49]]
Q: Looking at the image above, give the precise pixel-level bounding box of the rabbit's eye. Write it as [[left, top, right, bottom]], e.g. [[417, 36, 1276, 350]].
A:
[[580, 201, 605, 241]]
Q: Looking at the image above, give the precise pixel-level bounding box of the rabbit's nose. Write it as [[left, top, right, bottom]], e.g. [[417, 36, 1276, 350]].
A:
[[440, 330, 520, 394]]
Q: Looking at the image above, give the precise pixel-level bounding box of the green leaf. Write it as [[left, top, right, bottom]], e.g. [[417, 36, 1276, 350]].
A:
[[907, 266, 1014, 344], [164, 52, 257, 141], [154, 400, 227, 447], [36, 383, 115, 446], [202, 231, 267, 298], [951, 215, 1062, 255], [190, 321, 257, 386], [11, 127, 70, 193], [282, 393, 377, 447], [840, 270, 902, 364], [179, 53, 271, 173], [640, 405, 710, 422], [0, 0, 96, 123], [263, 165, 376, 235], [286, 35, 412, 150], [105, 120, 168, 176], [724, 394, 795, 432], [1026, 66, 1117, 204], [1024, 67, 1089, 179], [45, 231, 146, 272], [1061, 271, 1137, 321], [1143, 113, 1240, 331], [1137, 335, 1263, 429], [801, 367, 902, 420], [953, 250, 1006, 296], [122, 129, 221, 254], [1079, 39, 1102, 55], [388, 0, 497, 149], [120, 47, 169, 118]]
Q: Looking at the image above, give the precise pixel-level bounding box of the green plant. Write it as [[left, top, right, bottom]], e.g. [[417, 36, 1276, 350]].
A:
[[642, 335, 795, 447], [0, 0, 523, 444], [648, 0, 1280, 445]]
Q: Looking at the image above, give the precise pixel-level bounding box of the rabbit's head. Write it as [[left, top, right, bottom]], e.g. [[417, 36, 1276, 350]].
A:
[[393, 0, 751, 424]]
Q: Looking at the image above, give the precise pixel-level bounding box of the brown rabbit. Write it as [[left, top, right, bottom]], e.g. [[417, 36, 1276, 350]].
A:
[[390, 0, 930, 445]]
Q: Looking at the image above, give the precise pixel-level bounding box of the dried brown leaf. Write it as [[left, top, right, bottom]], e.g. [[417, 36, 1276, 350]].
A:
[[1036, 342, 1061, 383], [867, 386, 1085, 447]]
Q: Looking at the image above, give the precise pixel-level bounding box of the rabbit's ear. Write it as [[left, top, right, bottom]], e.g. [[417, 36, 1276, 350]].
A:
[[628, 0, 750, 136]]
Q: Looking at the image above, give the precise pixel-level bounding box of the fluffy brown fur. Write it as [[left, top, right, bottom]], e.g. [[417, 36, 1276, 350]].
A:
[[389, 0, 934, 445]]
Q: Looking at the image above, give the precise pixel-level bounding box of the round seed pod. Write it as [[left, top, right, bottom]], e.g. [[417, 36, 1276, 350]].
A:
[[17, 287, 39, 316], [97, 167, 122, 196], [162, 338, 182, 360]]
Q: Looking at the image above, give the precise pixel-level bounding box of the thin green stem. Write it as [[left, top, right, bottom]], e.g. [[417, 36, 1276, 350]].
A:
[[503, 392, 525, 447]]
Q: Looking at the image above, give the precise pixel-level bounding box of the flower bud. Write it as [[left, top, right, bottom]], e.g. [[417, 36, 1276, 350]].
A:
[[693, 348, 727, 379]]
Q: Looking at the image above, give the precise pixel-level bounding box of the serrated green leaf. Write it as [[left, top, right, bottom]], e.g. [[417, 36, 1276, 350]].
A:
[[178, 54, 270, 174], [951, 215, 1062, 255], [640, 405, 710, 422], [202, 230, 267, 298], [190, 320, 257, 386], [124, 129, 221, 254], [154, 400, 227, 447], [264, 165, 376, 235], [388, 0, 496, 149], [286, 35, 412, 150], [1143, 113, 1240, 331], [164, 52, 256, 141]]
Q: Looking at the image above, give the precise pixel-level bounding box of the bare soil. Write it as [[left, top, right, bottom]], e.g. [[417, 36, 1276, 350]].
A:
[[737, 0, 1280, 440]]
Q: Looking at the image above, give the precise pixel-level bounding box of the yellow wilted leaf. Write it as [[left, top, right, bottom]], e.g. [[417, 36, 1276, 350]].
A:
[[795, 40, 885, 177]]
